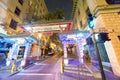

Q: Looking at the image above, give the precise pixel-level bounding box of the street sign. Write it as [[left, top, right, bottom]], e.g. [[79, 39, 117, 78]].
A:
[[92, 28, 114, 33]]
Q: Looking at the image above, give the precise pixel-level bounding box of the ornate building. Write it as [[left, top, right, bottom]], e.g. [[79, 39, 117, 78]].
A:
[[72, 0, 120, 76], [0, 0, 48, 67], [0, 0, 48, 35]]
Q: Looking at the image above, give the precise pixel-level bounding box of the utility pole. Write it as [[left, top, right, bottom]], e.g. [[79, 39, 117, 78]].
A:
[[92, 31, 106, 80], [88, 13, 106, 80]]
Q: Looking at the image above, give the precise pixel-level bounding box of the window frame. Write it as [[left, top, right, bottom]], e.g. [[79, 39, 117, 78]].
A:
[[9, 19, 18, 30], [105, 0, 120, 4], [14, 7, 21, 16], [18, 0, 23, 5]]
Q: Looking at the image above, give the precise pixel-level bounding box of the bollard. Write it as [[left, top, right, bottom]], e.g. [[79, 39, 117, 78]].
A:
[[60, 57, 64, 74]]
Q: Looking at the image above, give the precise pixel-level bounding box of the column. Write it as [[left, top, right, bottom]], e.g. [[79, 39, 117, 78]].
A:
[[37, 41, 41, 60], [63, 44, 67, 58]]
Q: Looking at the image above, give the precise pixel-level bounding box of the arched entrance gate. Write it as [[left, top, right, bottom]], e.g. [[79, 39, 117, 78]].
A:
[[59, 31, 90, 61]]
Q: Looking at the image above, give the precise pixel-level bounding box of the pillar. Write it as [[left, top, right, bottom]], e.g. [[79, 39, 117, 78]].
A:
[[63, 43, 67, 58], [37, 41, 41, 60]]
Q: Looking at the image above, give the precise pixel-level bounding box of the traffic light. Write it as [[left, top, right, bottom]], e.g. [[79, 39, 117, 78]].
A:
[[100, 33, 111, 42], [88, 20, 94, 29], [88, 14, 93, 21], [88, 14, 94, 29]]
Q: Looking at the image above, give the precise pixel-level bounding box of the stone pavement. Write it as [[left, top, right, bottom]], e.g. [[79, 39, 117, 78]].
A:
[[59, 57, 120, 80], [60, 59, 96, 80]]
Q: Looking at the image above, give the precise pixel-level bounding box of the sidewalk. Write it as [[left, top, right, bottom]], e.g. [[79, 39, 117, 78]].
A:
[[59, 57, 120, 80], [60, 58, 96, 80]]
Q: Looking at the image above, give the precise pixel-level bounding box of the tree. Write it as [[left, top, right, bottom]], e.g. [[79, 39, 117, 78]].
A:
[[49, 33, 61, 45], [53, 8, 65, 19], [44, 8, 65, 21]]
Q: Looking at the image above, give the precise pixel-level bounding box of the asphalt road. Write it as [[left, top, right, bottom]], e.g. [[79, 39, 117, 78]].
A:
[[3, 55, 61, 80], [2, 53, 120, 80]]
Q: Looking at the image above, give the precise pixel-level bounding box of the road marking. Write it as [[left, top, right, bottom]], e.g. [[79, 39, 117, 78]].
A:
[[21, 69, 40, 72], [64, 70, 93, 76], [34, 62, 48, 65], [17, 73, 53, 76]]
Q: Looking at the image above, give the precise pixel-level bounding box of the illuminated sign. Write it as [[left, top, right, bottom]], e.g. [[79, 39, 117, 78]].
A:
[[22, 21, 73, 34], [32, 24, 67, 32]]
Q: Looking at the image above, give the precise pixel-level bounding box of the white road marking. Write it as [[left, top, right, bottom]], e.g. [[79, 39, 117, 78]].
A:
[[17, 73, 53, 76]]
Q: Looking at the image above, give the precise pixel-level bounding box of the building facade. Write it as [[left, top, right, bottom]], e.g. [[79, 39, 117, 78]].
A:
[[0, 0, 48, 35], [72, 0, 120, 76], [0, 0, 48, 67]]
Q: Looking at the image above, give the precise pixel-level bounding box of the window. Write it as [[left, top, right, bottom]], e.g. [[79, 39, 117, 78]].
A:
[[80, 21, 83, 27], [17, 46, 25, 60], [78, 10, 80, 15], [9, 19, 17, 30], [18, 0, 23, 5], [41, 3, 42, 7], [106, 0, 120, 4], [14, 7, 21, 16], [118, 36, 120, 40]]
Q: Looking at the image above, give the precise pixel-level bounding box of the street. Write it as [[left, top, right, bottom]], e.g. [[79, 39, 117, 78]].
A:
[[2, 53, 97, 80], [3, 54, 61, 80], [1, 53, 120, 80]]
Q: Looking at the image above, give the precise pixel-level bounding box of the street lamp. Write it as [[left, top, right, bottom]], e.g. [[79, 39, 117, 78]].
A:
[[88, 14, 106, 80]]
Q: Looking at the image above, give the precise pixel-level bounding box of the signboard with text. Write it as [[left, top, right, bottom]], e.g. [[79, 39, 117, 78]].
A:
[[92, 28, 114, 33]]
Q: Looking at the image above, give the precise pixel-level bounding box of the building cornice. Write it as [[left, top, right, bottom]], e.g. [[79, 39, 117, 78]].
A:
[[93, 4, 120, 17], [71, 0, 78, 18]]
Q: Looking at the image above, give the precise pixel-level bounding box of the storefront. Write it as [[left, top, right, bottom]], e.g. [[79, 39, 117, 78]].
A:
[[6, 36, 37, 68]]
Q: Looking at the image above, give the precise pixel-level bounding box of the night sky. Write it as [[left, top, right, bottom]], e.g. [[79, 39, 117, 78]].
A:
[[45, 0, 72, 20]]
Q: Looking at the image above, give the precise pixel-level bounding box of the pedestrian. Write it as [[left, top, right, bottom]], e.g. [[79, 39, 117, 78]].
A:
[[11, 58, 16, 73]]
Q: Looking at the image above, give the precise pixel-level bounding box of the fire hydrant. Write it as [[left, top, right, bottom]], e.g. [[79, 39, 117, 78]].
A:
[[11, 58, 16, 73]]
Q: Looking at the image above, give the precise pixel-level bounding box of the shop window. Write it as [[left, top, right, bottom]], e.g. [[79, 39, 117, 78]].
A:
[[106, 0, 120, 4], [14, 7, 21, 16], [17, 46, 25, 60], [18, 0, 23, 5], [9, 19, 17, 30]]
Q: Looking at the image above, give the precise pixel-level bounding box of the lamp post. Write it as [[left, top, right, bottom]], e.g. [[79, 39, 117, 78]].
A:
[[88, 14, 106, 80]]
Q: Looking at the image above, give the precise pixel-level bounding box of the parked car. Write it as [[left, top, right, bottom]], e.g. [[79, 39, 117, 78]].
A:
[[48, 51, 54, 56]]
